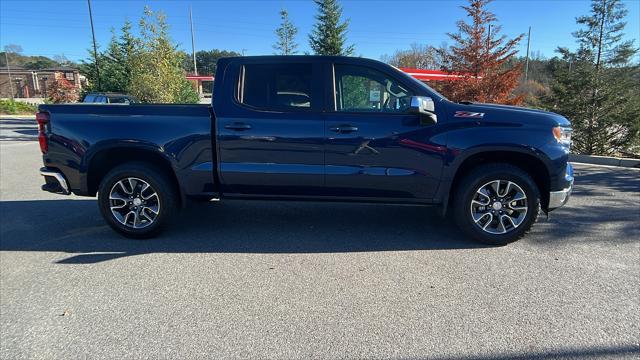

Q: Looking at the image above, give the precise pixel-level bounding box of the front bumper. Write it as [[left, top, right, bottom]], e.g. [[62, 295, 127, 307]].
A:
[[548, 163, 574, 209], [40, 167, 70, 195]]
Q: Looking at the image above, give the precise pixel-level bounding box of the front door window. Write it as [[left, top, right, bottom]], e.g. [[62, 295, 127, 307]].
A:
[[334, 64, 414, 113]]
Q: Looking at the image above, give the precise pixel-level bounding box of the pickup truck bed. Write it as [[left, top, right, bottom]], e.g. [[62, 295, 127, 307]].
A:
[[38, 104, 215, 201], [37, 55, 573, 245]]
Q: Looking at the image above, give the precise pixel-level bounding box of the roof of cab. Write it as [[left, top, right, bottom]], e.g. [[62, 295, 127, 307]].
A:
[[218, 55, 384, 65]]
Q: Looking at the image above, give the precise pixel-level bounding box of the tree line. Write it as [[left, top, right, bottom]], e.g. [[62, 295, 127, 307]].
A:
[[79, 7, 199, 103], [89, 0, 639, 156], [282, 0, 639, 156], [384, 0, 638, 156], [3, 0, 637, 156]]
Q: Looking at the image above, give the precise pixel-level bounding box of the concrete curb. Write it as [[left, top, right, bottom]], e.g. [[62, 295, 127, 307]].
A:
[[569, 154, 640, 168], [0, 114, 35, 119]]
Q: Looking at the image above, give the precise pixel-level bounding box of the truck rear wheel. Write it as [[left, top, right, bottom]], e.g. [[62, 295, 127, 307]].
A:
[[97, 162, 178, 239], [453, 163, 540, 245]]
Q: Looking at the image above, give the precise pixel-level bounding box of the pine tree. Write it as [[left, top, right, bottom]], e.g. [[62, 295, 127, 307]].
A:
[[79, 50, 100, 92], [101, 29, 129, 92], [437, 0, 524, 104], [79, 21, 136, 94], [118, 20, 137, 88], [274, 9, 299, 55], [308, 0, 354, 56], [546, 0, 639, 155]]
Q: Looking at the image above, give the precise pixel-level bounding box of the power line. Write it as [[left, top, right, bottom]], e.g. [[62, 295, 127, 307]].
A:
[[0, 22, 88, 29]]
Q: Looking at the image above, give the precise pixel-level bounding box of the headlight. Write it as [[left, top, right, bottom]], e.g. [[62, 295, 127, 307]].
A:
[[553, 126, 572, 147]]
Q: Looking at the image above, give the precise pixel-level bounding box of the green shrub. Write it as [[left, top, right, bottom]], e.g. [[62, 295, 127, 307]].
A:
[[0, 99, 38, 115]]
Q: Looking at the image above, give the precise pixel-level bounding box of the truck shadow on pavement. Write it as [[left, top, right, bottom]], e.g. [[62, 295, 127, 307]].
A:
[[0, 199, 486, 264], [0, 118, 38, 141], [429, 344, 640, 360], [2, 164, 639, 263]]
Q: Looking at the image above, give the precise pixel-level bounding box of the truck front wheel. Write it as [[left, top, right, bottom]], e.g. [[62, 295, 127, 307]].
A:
[[97, 162, 178, 239], [453, 163, 540, 245]]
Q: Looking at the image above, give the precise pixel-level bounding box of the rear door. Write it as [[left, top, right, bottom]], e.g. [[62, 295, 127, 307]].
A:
[[216, 60, 325, 196], [324, 62, 445, 200]]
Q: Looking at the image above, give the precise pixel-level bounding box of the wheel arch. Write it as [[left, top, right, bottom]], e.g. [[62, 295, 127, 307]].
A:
[[86, 145, 183, 206], [441, 147, 552, 214]]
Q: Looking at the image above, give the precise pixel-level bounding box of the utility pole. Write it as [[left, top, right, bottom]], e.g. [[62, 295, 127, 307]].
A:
[[87, 0, 101, 90], [568, 55, 573, 73], [4, 51, 14, 100], [486, 24, 492, 52], [524, 26, 531, 82], [189, 5, 198, 76]]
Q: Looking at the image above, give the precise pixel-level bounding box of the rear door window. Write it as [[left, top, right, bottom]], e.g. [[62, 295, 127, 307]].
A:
[[83, 94, 96, 102], [238, 63, 314, 111]]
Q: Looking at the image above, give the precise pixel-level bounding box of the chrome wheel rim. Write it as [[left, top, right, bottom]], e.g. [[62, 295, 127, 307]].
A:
[[470, 179, 528, 235], [109, 177, 160, 229]]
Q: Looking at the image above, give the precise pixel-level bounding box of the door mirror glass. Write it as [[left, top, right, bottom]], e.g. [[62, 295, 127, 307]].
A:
[[409, 96, 437, 124]]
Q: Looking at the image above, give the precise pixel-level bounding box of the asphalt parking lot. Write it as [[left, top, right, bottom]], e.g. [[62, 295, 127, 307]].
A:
[[0, 116, 639, 359]]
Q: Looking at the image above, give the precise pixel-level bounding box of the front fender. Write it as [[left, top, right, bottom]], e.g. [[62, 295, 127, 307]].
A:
[[444, 144, 554, 181], [432, 121, 561, 210]]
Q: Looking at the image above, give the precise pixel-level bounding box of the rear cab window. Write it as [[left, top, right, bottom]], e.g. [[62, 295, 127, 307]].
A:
[[236, 62, 318, 112], [109, 97, 130, 104]]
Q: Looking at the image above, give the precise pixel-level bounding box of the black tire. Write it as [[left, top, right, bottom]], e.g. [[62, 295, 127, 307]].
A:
[[97, 162, 178, 239], [453, 163, 540, 245]]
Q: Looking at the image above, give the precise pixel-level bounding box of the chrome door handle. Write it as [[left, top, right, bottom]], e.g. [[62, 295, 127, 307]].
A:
[[225, 123, 252, 131], [329, 125, 358, 134]]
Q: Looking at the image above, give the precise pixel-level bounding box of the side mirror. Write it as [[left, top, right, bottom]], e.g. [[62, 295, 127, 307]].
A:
[[409, 96, 437, 125]]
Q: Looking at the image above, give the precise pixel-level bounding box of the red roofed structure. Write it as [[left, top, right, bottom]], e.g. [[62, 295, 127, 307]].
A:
[[400, 68, 480, 81], [186, 67, 477, 96]]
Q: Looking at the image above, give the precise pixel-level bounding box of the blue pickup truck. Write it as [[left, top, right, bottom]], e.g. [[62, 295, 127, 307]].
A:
[[37, 56, 573, 245]]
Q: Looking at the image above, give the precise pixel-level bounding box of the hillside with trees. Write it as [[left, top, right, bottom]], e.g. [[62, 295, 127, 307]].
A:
[[1, 44, 71, 70], [180, 49, 242, 75]]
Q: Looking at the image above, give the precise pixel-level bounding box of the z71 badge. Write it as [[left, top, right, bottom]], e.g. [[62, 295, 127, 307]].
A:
[[454, 111, 485, 118]]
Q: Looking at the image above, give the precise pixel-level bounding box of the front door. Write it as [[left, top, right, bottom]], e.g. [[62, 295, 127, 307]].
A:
[[217, 61, 325, 196], [324, 63, 445, 200]]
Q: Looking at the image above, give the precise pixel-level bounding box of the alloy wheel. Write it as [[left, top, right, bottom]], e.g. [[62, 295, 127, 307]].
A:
[[109, 177, 160, 229], [469, 179, 528, 235]]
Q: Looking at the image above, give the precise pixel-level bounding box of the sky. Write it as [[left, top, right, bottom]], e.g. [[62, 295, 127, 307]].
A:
[[1, 0, 639, 66]]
